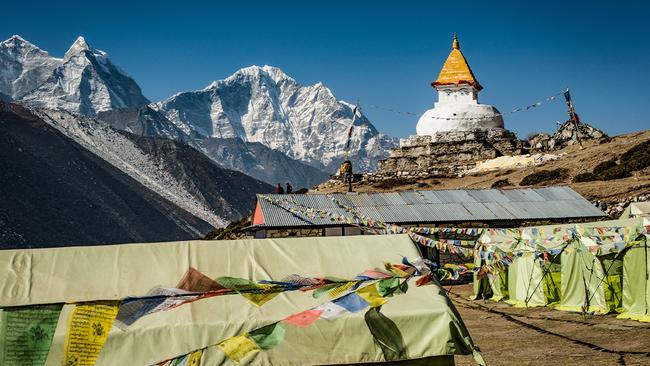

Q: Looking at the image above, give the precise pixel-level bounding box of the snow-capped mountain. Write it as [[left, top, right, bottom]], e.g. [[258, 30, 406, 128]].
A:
[[0, 35, 148, 115], [1, 35, 397, 175], [0, 35, 60, 99], [97, 106, 330, 188], [154, 65, 396, 171]]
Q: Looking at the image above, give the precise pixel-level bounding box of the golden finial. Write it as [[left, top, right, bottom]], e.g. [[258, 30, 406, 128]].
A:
[[452, 33, 459, 50]]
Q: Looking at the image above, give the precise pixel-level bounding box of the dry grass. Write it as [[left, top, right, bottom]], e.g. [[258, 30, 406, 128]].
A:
[[448, 283, 650, 366], [318, 130, 650, 201]]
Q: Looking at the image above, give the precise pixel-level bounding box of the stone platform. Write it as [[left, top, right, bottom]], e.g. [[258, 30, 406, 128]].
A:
[[376, 128, 526, 177]]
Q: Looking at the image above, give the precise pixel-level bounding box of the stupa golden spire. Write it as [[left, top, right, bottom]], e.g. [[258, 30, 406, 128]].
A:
[[432, 33, 482, 90]]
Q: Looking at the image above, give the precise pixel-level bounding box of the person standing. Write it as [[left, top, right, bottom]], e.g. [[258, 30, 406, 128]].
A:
[[285, 182, 293, 194], [276, 183, 285, 194]]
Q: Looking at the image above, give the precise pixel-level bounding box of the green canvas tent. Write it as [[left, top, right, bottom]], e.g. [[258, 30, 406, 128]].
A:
[[0, 235, 483, 365], [617, 217, 650, 322], [472, 219, 647, 318]]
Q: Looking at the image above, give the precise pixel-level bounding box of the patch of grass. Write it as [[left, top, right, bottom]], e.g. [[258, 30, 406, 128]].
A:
[[491, 179, 511, 188], [519, 169, 568, 186], [593, 160, 617, 176], [598, 164, 632, 180], [620, 140, 650, 168], [573, 172, 597, 183], [620, 140, 650, 172]]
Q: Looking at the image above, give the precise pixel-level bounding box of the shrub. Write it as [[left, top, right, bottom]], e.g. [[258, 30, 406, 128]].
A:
[[598, 164, 631, 180], [573, 172, 597, 182], [519, 169, 568, 186], [593, 160, 617, 175], [491, 179, 511, 188], [620, 140, 650, 171]]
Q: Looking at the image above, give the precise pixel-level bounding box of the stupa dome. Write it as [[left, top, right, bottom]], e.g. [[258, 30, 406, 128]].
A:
[[416, 34, 504, 136]]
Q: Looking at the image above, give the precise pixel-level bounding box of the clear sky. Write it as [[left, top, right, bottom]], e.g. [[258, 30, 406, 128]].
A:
[[3, 0, 649, 138]]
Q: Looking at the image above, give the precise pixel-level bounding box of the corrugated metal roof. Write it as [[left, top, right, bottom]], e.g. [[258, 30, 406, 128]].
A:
[[255, 187, 605, 228]]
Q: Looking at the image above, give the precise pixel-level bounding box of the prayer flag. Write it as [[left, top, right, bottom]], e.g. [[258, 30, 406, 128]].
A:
[[0, 304, 62, 366], [332, 293, 369, 313], [249, 323, 285, 350], [314, 302, 347, 320], [217, 335, 260, 363], [356, 284, 387, 308], [282, 309, 323, 328], [115, 287, 196, 329], [216, 277, 278, 307], [63, 301, 120, 366]]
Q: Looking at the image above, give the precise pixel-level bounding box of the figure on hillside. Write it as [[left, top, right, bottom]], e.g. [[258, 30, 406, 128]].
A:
[[285, 182, 293, 194], [276, 183, 285, 194]]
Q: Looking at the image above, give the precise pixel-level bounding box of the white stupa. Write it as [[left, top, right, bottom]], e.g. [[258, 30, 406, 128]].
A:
[[416, 34, 504, 136]]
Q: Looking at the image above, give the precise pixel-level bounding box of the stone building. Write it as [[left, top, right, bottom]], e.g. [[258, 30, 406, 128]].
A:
[[377, 34, 525, 178]]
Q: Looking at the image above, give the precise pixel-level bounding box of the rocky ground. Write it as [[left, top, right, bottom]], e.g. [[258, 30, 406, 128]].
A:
[[315, 130, 650, 217], [449, 283, 650, 366]]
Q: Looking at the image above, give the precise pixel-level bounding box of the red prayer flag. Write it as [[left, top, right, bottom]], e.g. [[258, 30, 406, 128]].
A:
[[282, 309, 324, 328]]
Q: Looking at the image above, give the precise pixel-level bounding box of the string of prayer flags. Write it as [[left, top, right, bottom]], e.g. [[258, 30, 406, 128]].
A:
[[0, 304, 62, 366], [63, 301, 120, 366], [217, 335, 260, 363]]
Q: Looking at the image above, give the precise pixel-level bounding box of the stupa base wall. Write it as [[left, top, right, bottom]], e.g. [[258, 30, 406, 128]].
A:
[[376, 128, 526, 177]]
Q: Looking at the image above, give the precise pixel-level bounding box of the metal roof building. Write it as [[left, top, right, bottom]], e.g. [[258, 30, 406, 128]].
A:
[[250, 187, 606, 237]]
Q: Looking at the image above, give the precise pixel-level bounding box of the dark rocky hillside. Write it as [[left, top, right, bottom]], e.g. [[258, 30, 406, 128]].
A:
[[120, 131, 274, 221], [0, 103, 215, 248]]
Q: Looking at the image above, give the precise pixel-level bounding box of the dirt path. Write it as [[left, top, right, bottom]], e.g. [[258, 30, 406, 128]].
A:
[[447, 284, 650, 366]]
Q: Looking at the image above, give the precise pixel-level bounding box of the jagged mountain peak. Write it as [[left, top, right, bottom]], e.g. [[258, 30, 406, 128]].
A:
[[64, 36, 92, 57], [2, 35, 32, 47], [0, 34, 52, 58], [202, 65, 296, 91], [155, 65, 397, 171], [4, 35, 149, 115]]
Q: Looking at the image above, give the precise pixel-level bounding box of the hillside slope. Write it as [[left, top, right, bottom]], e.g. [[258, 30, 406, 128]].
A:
[[316, 130, 650, 204], [0, 103, 213, 248]]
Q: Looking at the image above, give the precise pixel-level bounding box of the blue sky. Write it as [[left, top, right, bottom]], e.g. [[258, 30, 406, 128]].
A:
[[3, 0, 649, 138]]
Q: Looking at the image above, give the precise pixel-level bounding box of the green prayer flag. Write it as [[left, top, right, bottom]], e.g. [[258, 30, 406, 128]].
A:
[[364, 307, 408, 361], [0, 304, 62, 366], [249, 323, 285, 350], [215, 277, 279, 306], [312, 283, 339, 299], [377, 278, 401, 297]]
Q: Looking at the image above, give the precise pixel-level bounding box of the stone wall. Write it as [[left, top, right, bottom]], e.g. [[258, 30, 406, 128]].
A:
[[378, 128, 526, 177]]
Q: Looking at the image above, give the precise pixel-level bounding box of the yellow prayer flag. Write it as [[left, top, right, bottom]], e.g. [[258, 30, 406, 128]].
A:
[[217, 335, 260, 363], [186, 350, 203, 366], [356, 284, 387, 308], [241, 284, 278, 307], [63, 301, 120, 366], [327, 281, 357, 298]]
